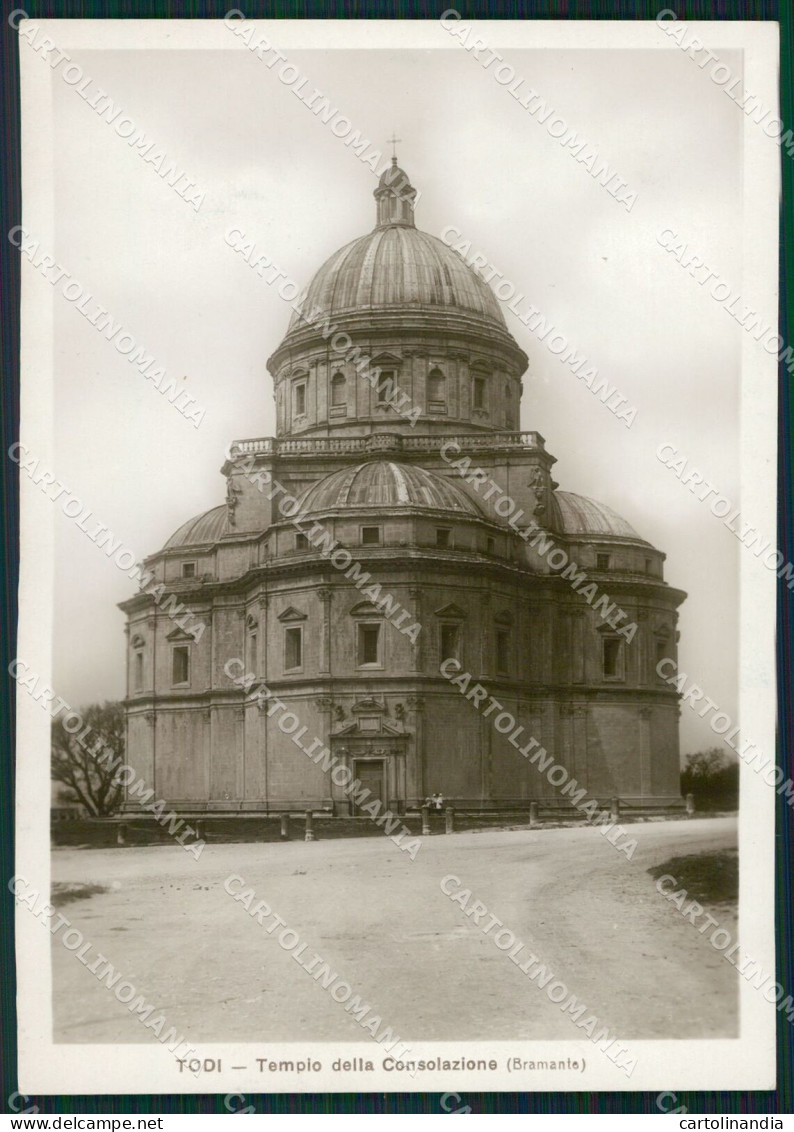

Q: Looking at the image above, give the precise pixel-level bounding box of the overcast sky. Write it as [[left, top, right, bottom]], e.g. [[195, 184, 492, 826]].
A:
[[35, 27, 765, 755]]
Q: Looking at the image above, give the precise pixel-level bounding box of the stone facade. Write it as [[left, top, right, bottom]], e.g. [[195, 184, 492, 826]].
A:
[[119, 160, 686, 814]]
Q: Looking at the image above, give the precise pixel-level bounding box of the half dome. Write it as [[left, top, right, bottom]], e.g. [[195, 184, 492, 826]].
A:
[[163, 505, 229, 549], [552, 491, 646, 541], [299, 460, 484, 518], [287, 226, 507, 333]]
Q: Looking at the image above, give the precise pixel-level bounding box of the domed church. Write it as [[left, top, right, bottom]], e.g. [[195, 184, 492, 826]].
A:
[[120, 158, 686, 815]]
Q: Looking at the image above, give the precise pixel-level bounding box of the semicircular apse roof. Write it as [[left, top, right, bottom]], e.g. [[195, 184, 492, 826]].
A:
[[552, 490, 646, 541], [163, 505, 229, 549], [299, 460, 484, 518]]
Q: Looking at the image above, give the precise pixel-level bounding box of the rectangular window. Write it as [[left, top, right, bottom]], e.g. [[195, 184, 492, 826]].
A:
[[361, 526, 381, 546], [602, 637, 622, 678], [436, 527, 452, 549], [247, 632, 258, 673], [133, 651, 143, 692], [294, 382, 307, 417], [596, 554, 610, 571], [495, 629, 510, 674], [486, 537, 495, 555], [655, 640, 669, 678], [473, 377, 486, 410], [440, 624, 459, 664], [181, 562, 196, 579], [376, 371, 395, 404], [285, 626, 303, 671], [295, 533, 309, 550], [645, 558, 653, 574], [172, 645, 190, 686], [357, 623, 381, 666]]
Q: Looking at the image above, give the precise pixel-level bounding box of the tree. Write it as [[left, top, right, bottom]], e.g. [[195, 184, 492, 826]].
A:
[[681, 748, 739, 811], [51, 701, 125, 817]]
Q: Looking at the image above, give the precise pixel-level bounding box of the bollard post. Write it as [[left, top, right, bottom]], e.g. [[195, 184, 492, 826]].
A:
[[421, 805, 431, 836], [116, 822, 127, 847], [445, 806, 455, 835], [305, 810, 315, 842], [529, 802, 539, 828], [280, 813, 290, 840], [685, 793, 695, 817], [610, 797, 620, 821]]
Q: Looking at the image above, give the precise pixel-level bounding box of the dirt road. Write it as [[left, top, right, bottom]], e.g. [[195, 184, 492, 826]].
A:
[[49, 816, 737, 1044]]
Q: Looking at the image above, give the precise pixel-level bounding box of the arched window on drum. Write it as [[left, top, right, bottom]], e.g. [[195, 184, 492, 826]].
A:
[[331, 371, 346, 414], [428, 368, 446, 412]]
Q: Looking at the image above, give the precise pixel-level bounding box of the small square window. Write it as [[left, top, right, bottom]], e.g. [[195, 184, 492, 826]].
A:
[[295, 533, 309, 550], [495, 629, 510, 675], [285, 626, 303, 671], [172, 645, 190, 686], [436, 527, 452, 549], [181, 562, 196, 579], [596, 554, 610, 571], [357, 623, 381, 666], [602, 638, 622, 678], [361, 526, 381, 546], [440, 624, 459, 664]]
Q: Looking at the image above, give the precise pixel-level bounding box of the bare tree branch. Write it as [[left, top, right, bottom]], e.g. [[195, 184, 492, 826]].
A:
[[51, 701, 126, 817]]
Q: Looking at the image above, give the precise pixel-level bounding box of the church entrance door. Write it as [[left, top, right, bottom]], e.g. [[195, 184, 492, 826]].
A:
[[353, 759, 386, 814]]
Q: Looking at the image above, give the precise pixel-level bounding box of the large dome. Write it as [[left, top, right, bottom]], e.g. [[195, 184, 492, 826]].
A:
[[287, 226, 507, 333], [299, 460, 484, 517]]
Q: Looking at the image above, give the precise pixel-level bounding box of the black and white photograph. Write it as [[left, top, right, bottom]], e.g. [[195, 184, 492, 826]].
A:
[[9, 13, 782, 1100]]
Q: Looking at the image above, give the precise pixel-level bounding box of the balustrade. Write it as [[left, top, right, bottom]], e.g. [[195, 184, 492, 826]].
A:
[[227, 431, 544, 459]]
